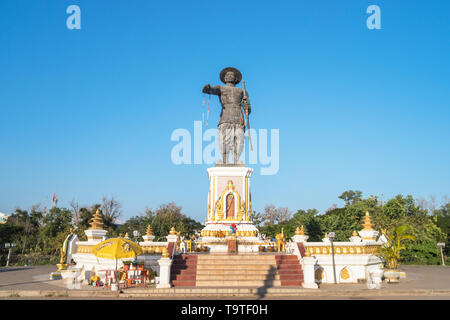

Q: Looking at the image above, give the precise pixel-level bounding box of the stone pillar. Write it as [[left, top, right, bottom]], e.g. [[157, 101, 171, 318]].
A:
[[302, 257, 318, 289], [156, 257, 173, 289]]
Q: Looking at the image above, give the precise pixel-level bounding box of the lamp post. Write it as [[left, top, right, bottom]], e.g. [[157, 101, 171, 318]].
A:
[[133, 230, 141, 243], [5, 243, 15, 267], [437, 243, 446, 266], [328, 232, 337, 284]]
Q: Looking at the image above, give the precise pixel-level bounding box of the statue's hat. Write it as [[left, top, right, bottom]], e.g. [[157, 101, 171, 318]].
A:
[[220, 67, 242, 84]]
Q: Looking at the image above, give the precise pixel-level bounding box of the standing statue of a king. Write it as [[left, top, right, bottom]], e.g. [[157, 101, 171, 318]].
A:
[[202, 67, 251, 165]]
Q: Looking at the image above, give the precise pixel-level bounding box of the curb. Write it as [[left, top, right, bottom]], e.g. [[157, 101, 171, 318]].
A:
[[1, 288, 450, 298]]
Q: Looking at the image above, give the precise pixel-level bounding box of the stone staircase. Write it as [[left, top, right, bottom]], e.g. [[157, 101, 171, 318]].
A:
[[275, 255, 304, 286], [171, 253, 303, 287], [171, 255, 198, 287]]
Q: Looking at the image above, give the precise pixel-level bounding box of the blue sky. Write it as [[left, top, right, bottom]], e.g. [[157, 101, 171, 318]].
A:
[[0, 0, 449, 222]]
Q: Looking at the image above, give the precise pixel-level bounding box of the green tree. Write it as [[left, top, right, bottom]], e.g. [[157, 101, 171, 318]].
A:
[[338, 190, 362, 206], [117, 202, 203, 241], [40, 207, 72, 254]]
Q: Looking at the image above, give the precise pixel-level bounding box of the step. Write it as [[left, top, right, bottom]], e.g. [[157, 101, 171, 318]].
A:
[[171, 265, 197, 270], [172, 280, 196, 287], [173, 258, 198, 262], [196, 256, 276, 261], [196, 274, 281, 281], [196, 264, 278, 271], [277, 265, 302, 270], [193, 269, 278, 276], [275, 259, 299, 264], [172, 274, 197, 281], [280, 280, 303, 286], [197, 261, 277, 266], [196, 280, 282, 287], [197, 259, 277, 264], [170, 272, 197, 277], [277, 274, 303, 281]]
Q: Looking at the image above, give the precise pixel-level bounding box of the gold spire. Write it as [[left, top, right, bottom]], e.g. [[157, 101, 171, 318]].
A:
[[162, 246, 169, 258], [146, 224, 153, 236], [299, 225, 307, 235], [324, 232, 328, 238], [169, 227, 177, 235], [381, 228, 386, 235], [125, 232, 129, 238], [352, 230, 358, 237], [295, 225, 306, 235], [89, 209, 104, 230], [362, 211, 374, 231]]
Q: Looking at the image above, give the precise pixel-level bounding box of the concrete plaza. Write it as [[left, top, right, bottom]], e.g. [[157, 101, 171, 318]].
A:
[[0, 265, 449, 299]]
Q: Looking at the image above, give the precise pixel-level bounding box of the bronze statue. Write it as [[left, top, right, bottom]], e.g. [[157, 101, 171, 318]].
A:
[[202, 67, 251, 165]]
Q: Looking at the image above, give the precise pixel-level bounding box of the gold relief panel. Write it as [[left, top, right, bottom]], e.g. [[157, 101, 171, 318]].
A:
[[340, 268, 350, 280], [335, 247, 341, 254], [342, 247, 348, 254], [77, 245, 93, 254], [349, 247, 354, 254]]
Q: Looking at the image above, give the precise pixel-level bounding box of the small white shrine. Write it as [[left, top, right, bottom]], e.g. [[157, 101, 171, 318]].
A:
[[287, 212, 385, 288]]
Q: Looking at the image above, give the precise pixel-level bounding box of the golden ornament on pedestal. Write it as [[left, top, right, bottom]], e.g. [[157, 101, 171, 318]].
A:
[[162, 247, 169, 258], [89, 210, 104, 230], [362, 211, 374, 231]]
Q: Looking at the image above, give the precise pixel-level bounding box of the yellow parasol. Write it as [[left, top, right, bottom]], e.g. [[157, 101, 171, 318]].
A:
[[92, 238, 143, 270]]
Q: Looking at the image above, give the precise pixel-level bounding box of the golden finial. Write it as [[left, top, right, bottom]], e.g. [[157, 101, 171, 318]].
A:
[[169, 227, 177, 235], [89, 209, 104, 230], [125, 232, 129, 238], [324, 233, 328, 238], [296, 225, 306, 235], [352, 230, 358, 237], [162, 246, 169, 258], [381, 228, 386, 235], [146, 224, 153, 236], [362, 211, 374, 231]]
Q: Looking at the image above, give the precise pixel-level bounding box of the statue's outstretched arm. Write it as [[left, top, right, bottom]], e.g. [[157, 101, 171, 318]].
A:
[[202, 84, 221, 96]]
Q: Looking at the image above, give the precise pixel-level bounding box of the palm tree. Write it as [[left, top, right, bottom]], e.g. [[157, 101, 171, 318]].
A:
[[379, 225, 416, 270]]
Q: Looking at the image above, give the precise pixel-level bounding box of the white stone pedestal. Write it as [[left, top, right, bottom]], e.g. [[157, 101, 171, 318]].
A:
[[292, 234, 308, 243], [302, 257, 319, 289], [206, 166, 253, 223], [84, 229, 107, 242], [156, 257, 173, 289]]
